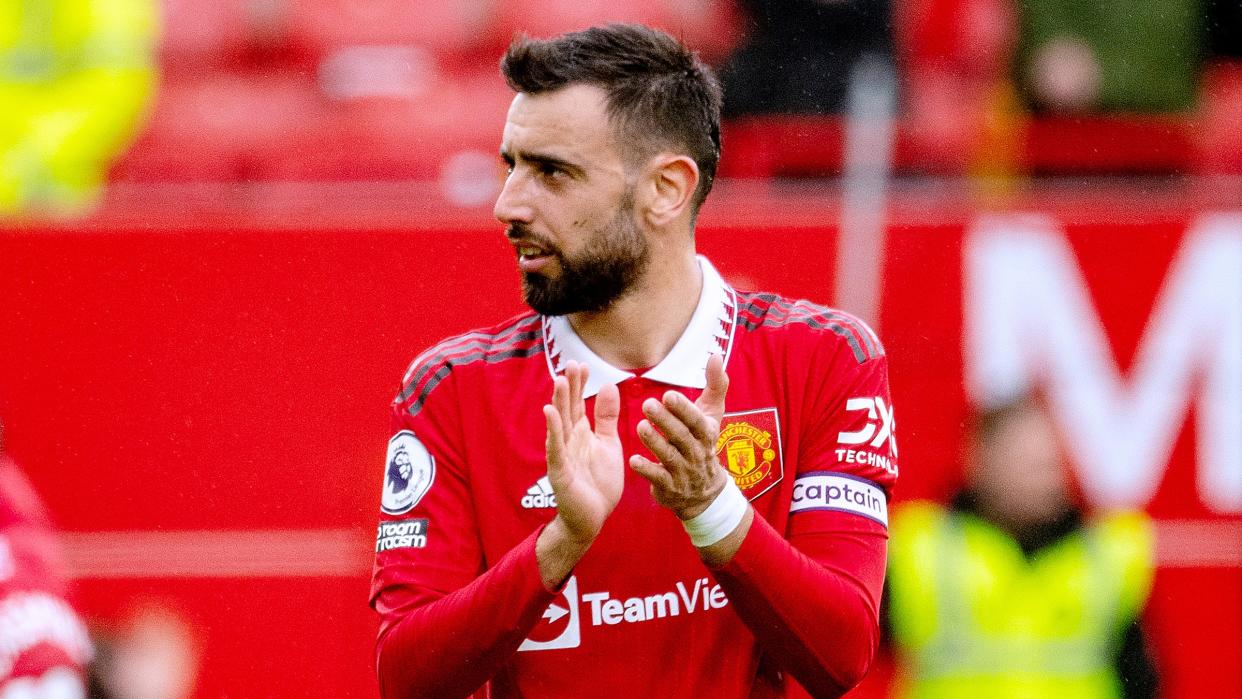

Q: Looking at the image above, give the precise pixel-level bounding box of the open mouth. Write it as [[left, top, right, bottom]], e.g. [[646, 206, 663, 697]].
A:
[[512, 239, 557, 271], [517, 244, 548, 261]]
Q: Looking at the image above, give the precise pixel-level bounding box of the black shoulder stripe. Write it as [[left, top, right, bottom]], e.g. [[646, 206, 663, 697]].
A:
[[736, 296, 882, 364], [405, 341, 545, 418], [397, 327, 540, 403]]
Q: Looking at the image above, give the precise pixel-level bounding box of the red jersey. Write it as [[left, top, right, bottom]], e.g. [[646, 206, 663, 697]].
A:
[[371, 258, 898, 698], [0, 457, 92, 694]]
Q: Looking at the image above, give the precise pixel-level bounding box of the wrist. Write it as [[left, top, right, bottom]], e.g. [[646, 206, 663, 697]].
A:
[[536, 517, 594, 591], [681, 477, 749, 548], [549, 513, 598, 550]]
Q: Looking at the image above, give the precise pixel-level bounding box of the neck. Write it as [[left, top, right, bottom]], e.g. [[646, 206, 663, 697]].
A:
[[567, 249, 702, 370]]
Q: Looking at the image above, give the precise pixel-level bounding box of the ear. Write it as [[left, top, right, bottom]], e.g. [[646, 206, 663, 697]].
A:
[[639, 154, 699, 228]]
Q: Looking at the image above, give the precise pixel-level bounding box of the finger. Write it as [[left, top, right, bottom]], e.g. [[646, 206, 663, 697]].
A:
[[696, 354, 730, 421], [629, 454, 674, 491], [593, 382, 620, 439], [544, 404, 565, 470], [569, 361, 585, 425], [637, 418, 689, 471], [552, 374, 571, 426], [642, 398, 702, 463], [662, 390, 715, 444]]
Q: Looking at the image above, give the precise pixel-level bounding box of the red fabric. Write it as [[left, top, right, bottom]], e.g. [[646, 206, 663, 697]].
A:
[[375, 528, 556, 698], [371, 280, 897, 697], [716, 512, 887, 697], [0, 458, 91, 686]]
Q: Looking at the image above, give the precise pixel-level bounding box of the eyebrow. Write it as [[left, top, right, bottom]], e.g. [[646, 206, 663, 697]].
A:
[[499, 148, 584, 177]]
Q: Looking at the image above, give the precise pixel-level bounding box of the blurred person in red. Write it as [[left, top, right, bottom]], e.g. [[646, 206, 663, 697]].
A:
[[885, 393, 1159, 698], [370, 23, 898, 699], [0, 423, 93, 696], [896, 0, 1017, 174]]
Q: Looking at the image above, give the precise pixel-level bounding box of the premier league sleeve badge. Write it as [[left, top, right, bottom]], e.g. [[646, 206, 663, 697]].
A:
[[381, 430, 435, 515]]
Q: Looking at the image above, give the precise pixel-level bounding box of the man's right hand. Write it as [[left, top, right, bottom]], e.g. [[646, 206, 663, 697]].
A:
[[535, 361, 623, 589]]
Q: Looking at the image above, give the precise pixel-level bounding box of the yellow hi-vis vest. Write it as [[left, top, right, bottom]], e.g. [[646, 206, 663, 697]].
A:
[[0, 0, 158, 215], [887, 502, 1154, 699]]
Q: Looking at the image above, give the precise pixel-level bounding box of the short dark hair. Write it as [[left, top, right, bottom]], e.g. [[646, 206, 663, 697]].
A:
[[501, 24, 723, 216]]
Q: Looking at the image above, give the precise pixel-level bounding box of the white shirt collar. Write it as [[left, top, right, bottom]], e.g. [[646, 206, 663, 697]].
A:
[[542, 256, 738, 398]]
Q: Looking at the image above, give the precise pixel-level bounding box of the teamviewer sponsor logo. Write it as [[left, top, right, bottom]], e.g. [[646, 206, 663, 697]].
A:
[[790, 473, 888, 526], [518, 576, 730, 652], [519, 577, 581, 651], [522, 476, 557, 509]]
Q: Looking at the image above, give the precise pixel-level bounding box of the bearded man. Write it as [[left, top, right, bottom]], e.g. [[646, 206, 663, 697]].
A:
[[369, 24, 898, 699]]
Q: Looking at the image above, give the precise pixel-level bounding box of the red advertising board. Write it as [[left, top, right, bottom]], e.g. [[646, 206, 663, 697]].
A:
[[0, 201, 1237, 697]]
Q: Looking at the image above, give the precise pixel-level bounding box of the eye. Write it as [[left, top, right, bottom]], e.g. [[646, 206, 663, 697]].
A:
[[536, 162, 562, 179]]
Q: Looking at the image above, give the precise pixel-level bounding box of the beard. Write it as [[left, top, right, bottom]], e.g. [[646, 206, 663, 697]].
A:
[[514, 195, 651, 316]]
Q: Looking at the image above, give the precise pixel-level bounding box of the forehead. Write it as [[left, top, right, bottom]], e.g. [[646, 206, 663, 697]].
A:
[[500, 84, 623, 163]]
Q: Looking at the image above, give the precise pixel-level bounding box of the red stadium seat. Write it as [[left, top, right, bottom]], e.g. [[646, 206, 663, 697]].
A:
[[261, 66, 512, 183], [1196, 61, 1242, 174], [282, 0, 503, 66], [159, 0, 282, 71], [1018, 115, 1195, 175], [112, 71, 327, 182], [497, 0, 741, 62]]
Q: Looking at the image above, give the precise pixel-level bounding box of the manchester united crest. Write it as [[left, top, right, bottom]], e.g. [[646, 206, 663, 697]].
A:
[[715, 408, 784, 500]]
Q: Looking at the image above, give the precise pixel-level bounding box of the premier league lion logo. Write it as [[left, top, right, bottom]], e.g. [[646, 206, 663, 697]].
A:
[[388, 445, 413, 493], [381, 431, 435, 515]]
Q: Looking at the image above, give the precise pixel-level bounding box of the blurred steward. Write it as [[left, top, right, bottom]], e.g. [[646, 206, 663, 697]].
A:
[[0, 424, 93, 696], [885, 394, 1160, 698], [0, 0, 158, 218]]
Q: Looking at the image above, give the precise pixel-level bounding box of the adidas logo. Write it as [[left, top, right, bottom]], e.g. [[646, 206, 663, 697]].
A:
[[521, 476, 557, 509]]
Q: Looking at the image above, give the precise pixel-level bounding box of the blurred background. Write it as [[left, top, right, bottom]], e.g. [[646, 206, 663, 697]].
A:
[[0, 0, 1239, 697]]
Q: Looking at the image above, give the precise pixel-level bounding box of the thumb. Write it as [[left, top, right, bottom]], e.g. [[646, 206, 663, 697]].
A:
[[696, 354, 729, 421], [593, 382, 621, 439]]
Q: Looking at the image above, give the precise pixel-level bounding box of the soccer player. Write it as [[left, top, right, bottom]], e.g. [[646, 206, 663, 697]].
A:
[[370, 24, 898, 698]]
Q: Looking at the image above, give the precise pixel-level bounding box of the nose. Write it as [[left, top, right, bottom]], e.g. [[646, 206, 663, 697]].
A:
[[493, 168, 533, 226]]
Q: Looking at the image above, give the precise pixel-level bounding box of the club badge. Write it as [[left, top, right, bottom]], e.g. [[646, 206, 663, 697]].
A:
[[715, 408, 784, 500], [381, 430, 435, 515]]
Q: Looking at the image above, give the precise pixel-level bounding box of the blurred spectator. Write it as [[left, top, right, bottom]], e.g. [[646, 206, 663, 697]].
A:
[[719, 0, 895, 116], [0, 0, 158, 218], [885, 394, 1160, 698], [1014, 0, 1201, 113], [87, 604, 198, 699], [0, 424, 93, 696], [896, 0, 1016, 174]]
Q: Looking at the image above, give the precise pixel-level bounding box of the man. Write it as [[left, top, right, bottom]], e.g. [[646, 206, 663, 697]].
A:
[[885, 394, 1158, 698], [370, 24, 897, 698]]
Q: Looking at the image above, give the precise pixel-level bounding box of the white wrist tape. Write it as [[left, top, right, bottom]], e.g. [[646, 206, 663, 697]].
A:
[[682, 478, 749, 548]]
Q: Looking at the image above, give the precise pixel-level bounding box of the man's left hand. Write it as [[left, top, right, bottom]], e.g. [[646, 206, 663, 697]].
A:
[[629, 354, 732, 520]]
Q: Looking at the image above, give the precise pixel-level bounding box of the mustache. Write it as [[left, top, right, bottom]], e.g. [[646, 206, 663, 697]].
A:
[[506, 225, 559, 254]]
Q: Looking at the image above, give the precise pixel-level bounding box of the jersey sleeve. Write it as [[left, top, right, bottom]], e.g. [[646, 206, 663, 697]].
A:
[[713, 322, 897, 697], [369, 364, 556, 699]]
